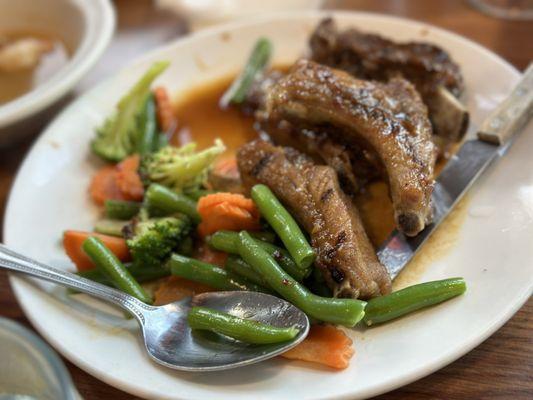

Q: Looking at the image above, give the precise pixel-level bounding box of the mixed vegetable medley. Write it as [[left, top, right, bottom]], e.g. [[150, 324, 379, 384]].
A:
[[64, 40, 466, 370]]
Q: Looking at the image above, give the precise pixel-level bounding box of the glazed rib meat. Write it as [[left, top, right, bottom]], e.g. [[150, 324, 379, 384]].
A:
[[238, 139, 391, 299], [248, 74, 382, 194], [260, 120, 380, 194], [310, 18, 468, 143], [264, 60, 436, 236]]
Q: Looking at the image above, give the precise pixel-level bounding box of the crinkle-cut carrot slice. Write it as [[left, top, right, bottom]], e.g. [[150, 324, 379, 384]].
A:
[[281, 325, 355, 370], [198, 192, 258, 219], [197, 202, 261, 237], [213, 157, 239, 176], [153, 86, 175, 133], [89, 165, 127, 206], [63, 230, 130, 271], [115, 154, 144, 201]]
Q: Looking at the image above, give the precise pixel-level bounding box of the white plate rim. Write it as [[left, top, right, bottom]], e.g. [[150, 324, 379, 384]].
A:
[[4, 9, 531, 400]]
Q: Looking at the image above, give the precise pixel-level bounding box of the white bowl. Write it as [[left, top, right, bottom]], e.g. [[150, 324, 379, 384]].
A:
[[0, 0, 115, 145]]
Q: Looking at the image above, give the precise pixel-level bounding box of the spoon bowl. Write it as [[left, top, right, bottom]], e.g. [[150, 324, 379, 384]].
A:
[[143, 291, 309, 371], [0, 244, 309, 371]]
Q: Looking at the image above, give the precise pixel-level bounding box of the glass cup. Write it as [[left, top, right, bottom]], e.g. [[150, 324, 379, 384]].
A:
[[469, 0, 533, 20], [0, 317, 80, 400]]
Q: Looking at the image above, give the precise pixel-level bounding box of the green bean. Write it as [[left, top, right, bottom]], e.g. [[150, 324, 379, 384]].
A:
[[167, 254, 270, 293], [145, 183, 200, 222], [225, 255, 268, 287], [186, 189, 216, 201], [156, 133, 169, 150], [250, 230, 276, 243], [207, 230, 239, 253], [363, 278, 467, 326], [220, 38, 272, 107], [104, 200, 141, 220], [258, 241, 309, 281], [137, 94, 158, 155], [188, 306, 299, 344], [94, 219, 127, 237], [208, 230, 273, 252], [82, 237, 152, 303], [128, 264, 170, 282], [77, 264, 170, 287], [208, 231, 307, 281], [237, 232, 365, 327], [251, 184, 315, 271]]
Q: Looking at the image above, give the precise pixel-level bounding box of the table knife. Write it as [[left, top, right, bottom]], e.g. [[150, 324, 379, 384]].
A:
[[379, 63, 533, 279]]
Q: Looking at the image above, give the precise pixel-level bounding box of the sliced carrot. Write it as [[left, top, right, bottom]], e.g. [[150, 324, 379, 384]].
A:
[[280, 325, 355, 370], [198, 203, 261, 237], [153, 86, 175, 133], [198, 203, 260, 237], [198, 192, 258, 217], [63, 230, 131, 271], [207, 157, 244, 193], [202, 202, 249, 221], [89, 165, 127, 206], [154, 276, 213, 306], [194, 241, 228, 267], [115, 154, 144, 201], [197, 192, 260, 237], [213, 157, 239, 177]]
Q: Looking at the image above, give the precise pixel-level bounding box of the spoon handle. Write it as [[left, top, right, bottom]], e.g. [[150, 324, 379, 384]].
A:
[[0, 244, 151, 322]]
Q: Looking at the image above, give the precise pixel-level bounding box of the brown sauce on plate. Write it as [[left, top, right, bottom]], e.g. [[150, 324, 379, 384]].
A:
[[171, 76, 258, 157]]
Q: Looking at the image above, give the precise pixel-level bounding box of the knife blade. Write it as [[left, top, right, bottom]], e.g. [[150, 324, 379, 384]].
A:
[[378, 63, 533, 279]]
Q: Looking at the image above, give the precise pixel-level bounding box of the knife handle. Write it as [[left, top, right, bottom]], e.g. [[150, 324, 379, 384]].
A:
[[478, 63, 533, 145]]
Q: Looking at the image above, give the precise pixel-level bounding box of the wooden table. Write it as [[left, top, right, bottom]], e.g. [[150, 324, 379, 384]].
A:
[[1, 0, 531, 398]]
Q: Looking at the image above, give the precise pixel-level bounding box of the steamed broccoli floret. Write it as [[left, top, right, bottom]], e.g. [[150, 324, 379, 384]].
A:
[[125, 214, 191, 268], [92, 61, 169, 162], [140, 139, 226, 193]]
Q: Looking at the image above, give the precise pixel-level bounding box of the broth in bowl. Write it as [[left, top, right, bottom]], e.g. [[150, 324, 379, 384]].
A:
[[0, 31, 69, 105]]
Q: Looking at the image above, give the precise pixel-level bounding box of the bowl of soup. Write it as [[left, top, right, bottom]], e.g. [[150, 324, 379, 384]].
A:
[[0, 0, 115, 146]]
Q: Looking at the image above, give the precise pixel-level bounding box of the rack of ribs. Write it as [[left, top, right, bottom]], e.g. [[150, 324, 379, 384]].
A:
[[263, 60, 436, 236]]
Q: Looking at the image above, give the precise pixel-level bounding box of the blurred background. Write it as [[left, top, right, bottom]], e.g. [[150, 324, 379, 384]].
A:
[[0, 1, 532, 399]]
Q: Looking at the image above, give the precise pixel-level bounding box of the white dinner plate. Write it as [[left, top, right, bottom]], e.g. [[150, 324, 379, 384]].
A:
[[4, 10, 533, 400]]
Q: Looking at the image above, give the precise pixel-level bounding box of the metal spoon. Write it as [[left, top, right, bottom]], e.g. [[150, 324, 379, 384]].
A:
[[0, 244, 309, 371]]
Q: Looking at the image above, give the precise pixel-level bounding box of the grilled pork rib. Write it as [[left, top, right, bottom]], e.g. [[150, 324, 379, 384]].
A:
[[264, 60, 436, 236], [238, 139, 391, 299], [259, 120, 381, 194], [310, 18, 468, 143]]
